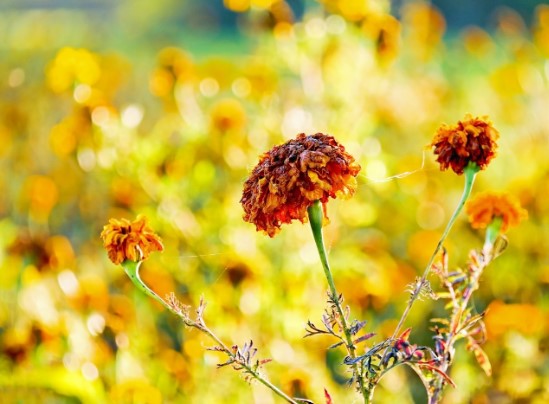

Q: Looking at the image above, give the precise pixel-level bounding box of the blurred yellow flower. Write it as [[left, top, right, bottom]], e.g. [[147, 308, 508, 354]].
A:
[[402, 3, 446, 61], [23, 175, 59, 222], [100, 215, 163, 265], [320, 0, 380, 22], [224, 0, 283, 13], [364, 13, 401, 66], [149, 47, 194, 98], [462, 26, 494, 57], [110, 380, 162, 404], [46, 47, 101, 93], [282, 369, 311, 400], [209, 98, 247, 132], [68, 274, 109, 312], [431, 115, 499, 174], [242, 59, 278, 99], [1, 327, 34, 364], [241, 133, 361, 237], [466, 192, 527, 232], [533, 5, 549, 56], [8, 232, 51, 272], [224, 0, 250, 12]]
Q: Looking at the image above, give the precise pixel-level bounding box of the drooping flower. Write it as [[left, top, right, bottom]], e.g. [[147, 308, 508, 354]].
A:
[[100, 215, 163, 265], [431, 115, 499, 174], [241, 133, 361, 237], [466, 192, 527, 232]]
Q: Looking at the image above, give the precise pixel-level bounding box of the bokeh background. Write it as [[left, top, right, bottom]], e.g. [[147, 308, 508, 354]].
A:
[[1, 0, 549, 403]]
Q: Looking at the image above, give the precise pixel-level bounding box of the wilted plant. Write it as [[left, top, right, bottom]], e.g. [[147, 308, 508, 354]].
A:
[[100, 116, 526, 403]]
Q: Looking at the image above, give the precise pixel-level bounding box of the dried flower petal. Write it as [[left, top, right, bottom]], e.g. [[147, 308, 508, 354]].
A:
[[466, 192, 527, 232], [100, 215, 164, 265], [241, 133, 361, 237], [431, 115, 499, 174]]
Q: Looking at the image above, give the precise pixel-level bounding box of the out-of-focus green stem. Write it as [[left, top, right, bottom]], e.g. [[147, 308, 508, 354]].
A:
[[390, 163, 479, 342], [308, 200, 369, 403]]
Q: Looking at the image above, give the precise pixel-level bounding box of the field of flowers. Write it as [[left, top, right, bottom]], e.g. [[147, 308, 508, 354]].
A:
[[1, 1, 549, 403]]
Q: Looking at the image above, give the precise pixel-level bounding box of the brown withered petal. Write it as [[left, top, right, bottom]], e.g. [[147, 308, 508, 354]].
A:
[[431, 115, 499, 174], [100, 215, 163, 265], [466, 192, 527, 232], [241, 133, 361, 237]]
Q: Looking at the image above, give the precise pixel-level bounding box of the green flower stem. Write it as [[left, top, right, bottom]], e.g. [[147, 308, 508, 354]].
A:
[[121, 260, 299, 404], [122, 260, 178, 315], [308, 201, 369, 403], [485, 216, 503, 250], [389, 163, 479, 342]]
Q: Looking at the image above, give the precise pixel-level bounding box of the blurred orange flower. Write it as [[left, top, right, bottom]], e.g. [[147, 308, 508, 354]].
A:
[[485, 300, 544, 339], [431, 115, 499, 174], [241, 133, 361, 237], [466, 192, 527, 232], [100, 215, 163, 265]]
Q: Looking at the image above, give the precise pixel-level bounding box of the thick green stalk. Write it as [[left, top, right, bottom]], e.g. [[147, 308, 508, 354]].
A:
[[308, 201, 369, 402], [390, 163, 479, 341]]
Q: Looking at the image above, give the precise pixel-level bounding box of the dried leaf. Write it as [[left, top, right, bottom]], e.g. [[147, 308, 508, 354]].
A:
[[354, 332, 376, 345], [492, 235, 508, 259], [328, 340, 345, 349], [399, 327, 412, 342], [457, 312, 485, 336], [430, 318, 450, 325], [217, 358, 236, 368], [468, 340, 492, 376], [321, 313, 336, 333], [324, 388, 333, 404], [419, 363, 456, 388], [349, 320, 367, 335], [197, 296, 207, 318], [206, 345, 226, 352]]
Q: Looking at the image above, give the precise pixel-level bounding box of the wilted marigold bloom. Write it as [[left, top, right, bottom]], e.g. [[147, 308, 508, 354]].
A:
[[241, 133, 361, 237], [466, 192, 527, 232], [431, 115, 499, 174], [101, 215, 163, 265]]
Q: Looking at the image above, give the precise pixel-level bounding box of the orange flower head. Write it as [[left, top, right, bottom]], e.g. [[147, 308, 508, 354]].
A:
[[431, 115, 499, 174], [241, 133, 361, 237], [100, 215, 163, 265], [466, 192, 527, 232]]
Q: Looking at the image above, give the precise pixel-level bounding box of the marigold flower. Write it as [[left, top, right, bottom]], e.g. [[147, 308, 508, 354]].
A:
[[100, 215, 163, 265], [431, 115, 499, 174], [241, 133, 361, 237], [466, 192, 527, 232]]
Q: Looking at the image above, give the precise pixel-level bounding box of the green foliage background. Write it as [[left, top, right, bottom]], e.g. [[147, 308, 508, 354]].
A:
[[1, 1, 548, 403]]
